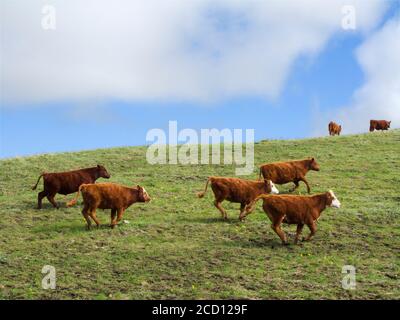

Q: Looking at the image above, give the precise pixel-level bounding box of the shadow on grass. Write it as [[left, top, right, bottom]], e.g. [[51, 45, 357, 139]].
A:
[[19, 199, 73, 211], [224, 237, 301, 249], [181, 216, 243, 224], [32, 221, 120, 235], [237, 235, 311, 248]]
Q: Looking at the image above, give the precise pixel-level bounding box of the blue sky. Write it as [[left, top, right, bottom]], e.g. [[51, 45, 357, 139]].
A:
[[1, 1, 399, 158]]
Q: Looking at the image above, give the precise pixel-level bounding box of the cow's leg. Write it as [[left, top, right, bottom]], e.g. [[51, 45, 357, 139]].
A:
[[110, 208, 124, 228], [214, 200, 228, 220], [294, 224, 304, 244], [88, 209, 101, 228], [271, 216, 288, 244], [271, 223, 288, 245], [239, 203, 246, 221], [46, 193, 59, 209], [300, 177, 311, 194], [289, 181, 299, 192], [37, 191, 47, 209], [110, 209, 117, 228], [111, 208, 125, 228], [82, 206, 92, 230], [304, 221, 317, 241]]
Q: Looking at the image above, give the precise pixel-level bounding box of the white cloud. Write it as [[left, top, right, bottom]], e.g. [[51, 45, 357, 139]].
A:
[[318, 18, 400, 134], [0, 0, 387, 105]]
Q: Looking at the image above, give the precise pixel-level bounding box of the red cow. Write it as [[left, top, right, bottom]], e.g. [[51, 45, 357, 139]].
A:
[[259, 158, 320, 194], [197, 176, 279, 220], [244, 191, 341, 244], [369, 120, 391, 132], [328, 121, 342, 136], [32, 165, 110, 209], [67, 183, 151, 229]]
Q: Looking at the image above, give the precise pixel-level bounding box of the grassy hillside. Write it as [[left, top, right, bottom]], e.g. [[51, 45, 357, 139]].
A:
[[0, 130, 399, 300]]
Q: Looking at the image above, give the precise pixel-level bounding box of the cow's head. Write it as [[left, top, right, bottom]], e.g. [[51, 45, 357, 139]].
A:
[[338, 125, 342, 134], [326, 190, 341, 208], [97, 164, 111, 178], [137, 185, 151, 202], [309, 158, 320, 171], [388, 121, 391, 128], [264, 179, 279, 194]]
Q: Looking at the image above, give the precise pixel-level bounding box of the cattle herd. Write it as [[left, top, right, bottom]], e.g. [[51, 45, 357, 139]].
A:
[[329, 119, 391, 136], [31, 119, 391, 245]]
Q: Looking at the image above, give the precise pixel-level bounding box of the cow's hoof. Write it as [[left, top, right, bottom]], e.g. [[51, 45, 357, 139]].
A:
[[282, 242, 290, 246]]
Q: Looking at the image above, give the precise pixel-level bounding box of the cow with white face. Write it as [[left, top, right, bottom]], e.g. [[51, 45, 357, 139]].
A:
[[138, 186, 151, 203], [270, 181, 279, 195], [243, 190, 341, 244], [328, 190, 341, 208]]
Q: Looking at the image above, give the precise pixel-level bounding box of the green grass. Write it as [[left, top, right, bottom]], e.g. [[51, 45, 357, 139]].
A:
[[0, 130, 399, 300]]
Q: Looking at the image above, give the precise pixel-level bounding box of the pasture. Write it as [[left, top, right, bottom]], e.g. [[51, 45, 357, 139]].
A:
[[0, 130, 399, 299]]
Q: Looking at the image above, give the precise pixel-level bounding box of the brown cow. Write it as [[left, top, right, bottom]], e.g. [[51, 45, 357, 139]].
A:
[[259, 158, 320, 194], [32, 165, 110, 209], [244, 191, 341, 245], [370, 120, 391, 132], [197, 176, 279, 220], [328, 121, 342, 136], [67, 183, 151, 229]]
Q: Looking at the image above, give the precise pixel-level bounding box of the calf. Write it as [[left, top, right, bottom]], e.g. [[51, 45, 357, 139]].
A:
[[328, 121, 342, 136], [32, 165, 110, 209], [370, 120, 391, 132], [259, 158, 320, 194], [244, 191, 340, 244], [67, 183, 151, 229], [197, 176, 279, 220]]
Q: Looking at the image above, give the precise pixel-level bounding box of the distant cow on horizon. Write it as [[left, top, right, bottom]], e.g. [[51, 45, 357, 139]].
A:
[[370, 120, 391, 132], [32, 165, 110, 209], [328, 121, 342, 136]]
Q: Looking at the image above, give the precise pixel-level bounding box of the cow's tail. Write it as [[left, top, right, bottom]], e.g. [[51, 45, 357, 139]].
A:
[[197, 178, 211, 198], [31, 173, 45, 190], [258, 167, 263, 181], [67, 184, 84, 207]]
